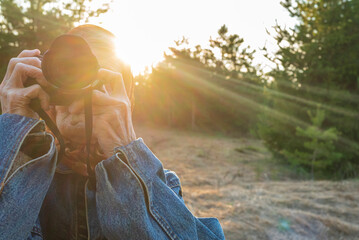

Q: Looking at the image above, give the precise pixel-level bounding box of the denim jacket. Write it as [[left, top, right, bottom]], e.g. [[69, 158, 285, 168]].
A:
[[0, 113, 225, 240]]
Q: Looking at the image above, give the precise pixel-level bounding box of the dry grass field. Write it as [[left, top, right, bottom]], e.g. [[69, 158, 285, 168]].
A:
[[135, 124, 359, 240]]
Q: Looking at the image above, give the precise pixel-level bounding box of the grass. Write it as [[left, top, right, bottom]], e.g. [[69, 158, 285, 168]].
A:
[[135, 124, 359, 240], [233, 144, 309, 181], [235, 145, 265, 153]]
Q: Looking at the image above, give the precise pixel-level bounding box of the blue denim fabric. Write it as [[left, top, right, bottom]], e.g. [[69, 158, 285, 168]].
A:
[[0, 114, 57, 239], [0, 113, 225, 240]]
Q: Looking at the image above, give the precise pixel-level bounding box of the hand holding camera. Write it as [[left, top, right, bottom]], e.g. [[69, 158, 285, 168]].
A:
[[63, 68, 136, 160], [0, 49, 50, 119], [0, 34, 136, 180], [1, 34, 99, 117]]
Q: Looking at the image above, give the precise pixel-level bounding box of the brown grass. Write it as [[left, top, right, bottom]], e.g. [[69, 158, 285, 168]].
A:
[[135, 124, 359, 240]]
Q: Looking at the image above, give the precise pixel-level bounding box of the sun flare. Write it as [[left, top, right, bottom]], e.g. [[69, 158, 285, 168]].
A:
[[113, 32, 162, 76]]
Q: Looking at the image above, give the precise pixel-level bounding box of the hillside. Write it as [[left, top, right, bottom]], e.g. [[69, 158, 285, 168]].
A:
[[135, 124, 359, 240]]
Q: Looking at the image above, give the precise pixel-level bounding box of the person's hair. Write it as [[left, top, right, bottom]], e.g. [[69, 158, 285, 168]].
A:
[[68, 24, 134, 106]]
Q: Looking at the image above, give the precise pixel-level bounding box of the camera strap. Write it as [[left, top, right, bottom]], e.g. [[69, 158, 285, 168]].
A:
[[29, 99, 65, 164], [30, 95, 96, 190], [84, 92, 96, 189]]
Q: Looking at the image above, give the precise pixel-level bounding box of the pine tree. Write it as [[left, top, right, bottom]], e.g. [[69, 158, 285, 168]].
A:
[[282, 108, 342, 179], [258, 0, 359, 178]]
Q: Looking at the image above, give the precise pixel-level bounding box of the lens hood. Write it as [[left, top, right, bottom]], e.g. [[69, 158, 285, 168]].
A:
[[41, 34, 100, 105]]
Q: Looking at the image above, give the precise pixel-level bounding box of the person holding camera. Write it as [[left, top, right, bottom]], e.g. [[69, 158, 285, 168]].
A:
[[0, 25, 224, 240]]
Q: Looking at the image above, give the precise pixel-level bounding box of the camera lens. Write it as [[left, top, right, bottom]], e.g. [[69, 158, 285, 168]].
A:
[[42, 34, 99, 90]]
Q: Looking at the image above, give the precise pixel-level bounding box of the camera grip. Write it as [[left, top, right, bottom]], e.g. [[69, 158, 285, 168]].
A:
[[29, 98, 42, 113], [23, 77, 44, 110]]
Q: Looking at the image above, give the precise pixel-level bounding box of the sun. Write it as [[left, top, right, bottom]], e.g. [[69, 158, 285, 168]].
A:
[[114, 39, 143, 75], [113, 32, 163, 76], [86, 1, 172, 76]]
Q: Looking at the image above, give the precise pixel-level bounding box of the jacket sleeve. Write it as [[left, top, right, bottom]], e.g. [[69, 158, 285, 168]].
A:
[[0, 114, 57, 240], [94, 138, 225, 240]]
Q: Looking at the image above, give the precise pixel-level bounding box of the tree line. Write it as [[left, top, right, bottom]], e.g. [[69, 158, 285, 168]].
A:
[[133, 0, 359, 179]]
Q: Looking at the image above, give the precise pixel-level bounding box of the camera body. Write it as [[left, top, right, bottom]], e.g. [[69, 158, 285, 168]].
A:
[[25, 34, 100, 105]]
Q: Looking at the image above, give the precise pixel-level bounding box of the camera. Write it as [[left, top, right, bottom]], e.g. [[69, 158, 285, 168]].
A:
[[25, 34, 101, 105]]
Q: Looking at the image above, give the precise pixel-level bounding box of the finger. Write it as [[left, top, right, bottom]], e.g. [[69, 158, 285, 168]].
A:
[[7, 63, 47, 88], [21, 84, 50, 111], [5, 57, 42, 80], [97, 68, 128, 97], [17, 49, 41, 58]]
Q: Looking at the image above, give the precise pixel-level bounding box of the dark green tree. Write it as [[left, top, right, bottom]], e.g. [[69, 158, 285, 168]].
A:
[[209, 25, 257, 79], [273, 0, 359, 90], [258, 0, 359, 178], [282, 108, 342, 179]]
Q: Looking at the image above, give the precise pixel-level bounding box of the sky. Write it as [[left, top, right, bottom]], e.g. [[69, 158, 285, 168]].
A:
[[92, 0, 297, 75]]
